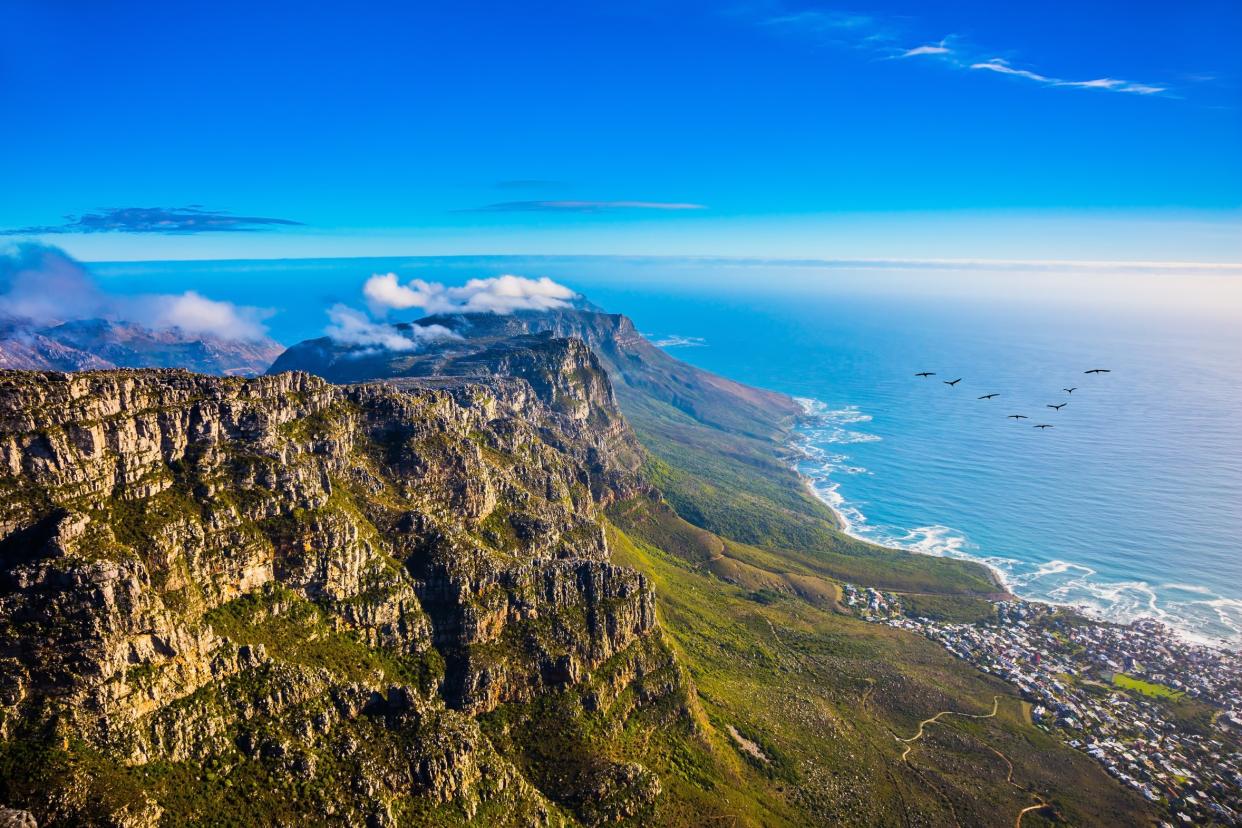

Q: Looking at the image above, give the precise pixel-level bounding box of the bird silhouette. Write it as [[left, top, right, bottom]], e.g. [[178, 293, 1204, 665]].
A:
[[978, 393, 999, 400], [1084, 369, 1111, 374], [1034, 424, 1054, 429], [1047, 403, 1067, 411], [944, 378, 962, 386], [915, 372, 935, 378], [1007, 414, 1029, 420], [1063, 387, 1077, 394]]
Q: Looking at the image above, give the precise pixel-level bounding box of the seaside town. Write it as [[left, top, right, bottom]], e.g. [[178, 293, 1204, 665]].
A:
[[842, 584, 1242, 826]]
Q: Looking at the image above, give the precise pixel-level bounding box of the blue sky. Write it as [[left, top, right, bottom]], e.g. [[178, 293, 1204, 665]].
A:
[[2, 1, 1240, 262]]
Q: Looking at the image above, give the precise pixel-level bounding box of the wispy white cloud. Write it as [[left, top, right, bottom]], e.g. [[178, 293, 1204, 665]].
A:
[[763, 10, 875, 32], [971, 57, 1165, 95], [970, 58, 1051, 83], [901, 44, 951, 58], [744, 4, 1171, 98]]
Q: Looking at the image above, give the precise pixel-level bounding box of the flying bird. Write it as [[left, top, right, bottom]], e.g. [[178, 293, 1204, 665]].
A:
[[1047, 403, 1067, 411], [1007, 414, 1029, 420], [1063, 387, 1077, 394], [915, 372, 935, 378], [1034, 424, 1054, 429], [944, 378, 962, 387], [1084, 369, 1111, 374], [977, 393, 999, 400]]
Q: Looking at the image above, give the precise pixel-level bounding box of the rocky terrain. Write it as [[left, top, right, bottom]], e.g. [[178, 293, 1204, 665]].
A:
[[0, 339, 683, 825], [0, 317, 283, 377], [0, 312, 1166, 826]]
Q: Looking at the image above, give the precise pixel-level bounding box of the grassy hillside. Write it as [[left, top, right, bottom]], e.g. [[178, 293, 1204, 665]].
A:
[[603, 499, 1155, 826]]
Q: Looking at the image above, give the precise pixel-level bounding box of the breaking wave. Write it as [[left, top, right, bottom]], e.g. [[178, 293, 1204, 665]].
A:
[[793, 397, 1241, 649]]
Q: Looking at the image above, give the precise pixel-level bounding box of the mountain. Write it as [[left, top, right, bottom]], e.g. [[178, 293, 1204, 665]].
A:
[[0, 316, 1156, 826], [0, 352, 674, 825], [271, 308, 801, 439], [270, 309, 997, 587], [0, 317, 283, 376]]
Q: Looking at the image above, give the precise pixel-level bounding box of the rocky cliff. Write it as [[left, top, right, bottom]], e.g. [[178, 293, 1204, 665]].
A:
[[0, 343, 679, 825]]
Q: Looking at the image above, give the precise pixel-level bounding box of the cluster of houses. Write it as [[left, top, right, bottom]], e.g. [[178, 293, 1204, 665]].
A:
[[840, 585, 1242, 825]]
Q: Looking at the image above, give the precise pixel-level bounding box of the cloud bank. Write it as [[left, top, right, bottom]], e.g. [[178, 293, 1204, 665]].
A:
[[2, 206, 304, 235], [322, 272, 579, 352], [0, 243, 272, 340], [363, 273, 578, 315]]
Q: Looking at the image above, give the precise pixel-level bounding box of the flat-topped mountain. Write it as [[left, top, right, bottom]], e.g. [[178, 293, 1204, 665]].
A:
[[270, 308, 801, 440], [0, 317, 283, 377]]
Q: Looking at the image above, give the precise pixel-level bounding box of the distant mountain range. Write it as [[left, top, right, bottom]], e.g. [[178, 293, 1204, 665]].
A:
[[0, 317, 284, 376]]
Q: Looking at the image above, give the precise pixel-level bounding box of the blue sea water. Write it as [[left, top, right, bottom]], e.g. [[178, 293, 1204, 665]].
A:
[[93, 256, 1242, 647]]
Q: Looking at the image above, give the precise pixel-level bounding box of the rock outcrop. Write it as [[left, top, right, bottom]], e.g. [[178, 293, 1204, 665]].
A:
[[0, 340, 672, 826]]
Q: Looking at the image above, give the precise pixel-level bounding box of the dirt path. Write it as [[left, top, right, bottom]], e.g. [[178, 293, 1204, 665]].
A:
[[988, 745, 1015, 784], [1014, 801, 1048, 828], [893, 694, 1051, 826], [898, 696, 1000, 761]]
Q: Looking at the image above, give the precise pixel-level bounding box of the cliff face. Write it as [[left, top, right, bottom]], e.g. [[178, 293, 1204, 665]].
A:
[[0, 350, 673, 825]]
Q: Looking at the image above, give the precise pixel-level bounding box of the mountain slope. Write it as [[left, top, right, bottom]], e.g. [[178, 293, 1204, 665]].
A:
[[0, 358, 702, 826], [0, 317, 283, 376]]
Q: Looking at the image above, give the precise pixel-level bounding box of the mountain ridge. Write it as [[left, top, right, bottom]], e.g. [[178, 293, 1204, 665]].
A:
[[0, 317, 283, 377]]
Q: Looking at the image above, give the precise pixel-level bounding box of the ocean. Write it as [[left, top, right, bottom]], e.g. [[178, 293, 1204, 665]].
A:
[[93, 255, 1242, 647]]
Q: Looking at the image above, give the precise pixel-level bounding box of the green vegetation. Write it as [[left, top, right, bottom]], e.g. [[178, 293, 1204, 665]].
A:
[[205, 583, 442, 693], [1113, 672, 1186, 700], [598, 505, 1151, 826]]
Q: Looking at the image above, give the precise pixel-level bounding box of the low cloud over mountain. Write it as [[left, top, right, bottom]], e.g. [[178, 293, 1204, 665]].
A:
[[319, 272, 580, 352], [363, 273, 578, 315], [0, 244, 273, 340]]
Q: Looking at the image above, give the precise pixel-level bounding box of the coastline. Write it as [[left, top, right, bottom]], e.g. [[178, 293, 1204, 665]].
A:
[[787, 397, 1238, 652]]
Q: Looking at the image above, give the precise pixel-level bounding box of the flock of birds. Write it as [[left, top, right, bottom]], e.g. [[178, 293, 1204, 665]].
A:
[[914, 368, 1112, 430]]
